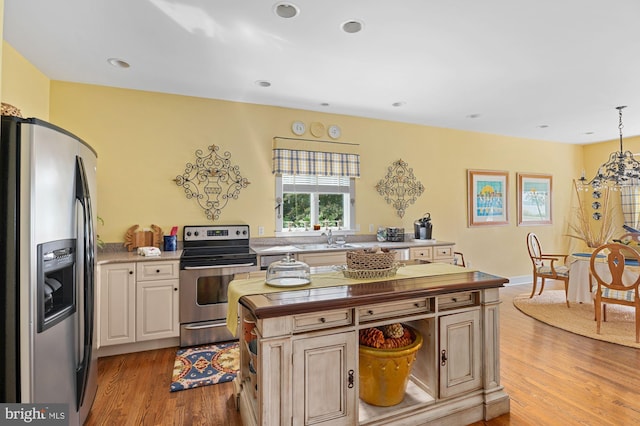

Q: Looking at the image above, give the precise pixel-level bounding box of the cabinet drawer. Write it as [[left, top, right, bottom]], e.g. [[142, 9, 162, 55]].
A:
[[438, 292, 478, 311], [292, 309, 353, 332], [359, 298, 431, 322], [410, 247, 433, 260], [137, 261, 179, 281], [434, 247, 453, 259]]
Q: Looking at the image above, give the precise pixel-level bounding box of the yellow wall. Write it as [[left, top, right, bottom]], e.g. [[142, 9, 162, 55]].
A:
[[2, 39, 588, 280], [1, 42, 49, 120]]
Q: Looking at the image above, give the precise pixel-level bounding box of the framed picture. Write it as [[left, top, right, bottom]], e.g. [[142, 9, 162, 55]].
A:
[[517, 173, 552, 225], [467, 170, 509, 227]]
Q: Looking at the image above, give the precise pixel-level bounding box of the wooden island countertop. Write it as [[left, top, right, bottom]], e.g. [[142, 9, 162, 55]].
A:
[[238, 267, 508, 319]]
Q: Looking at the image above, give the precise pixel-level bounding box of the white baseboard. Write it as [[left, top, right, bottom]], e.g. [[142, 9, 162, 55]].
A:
[[506, 275, 532, 286]]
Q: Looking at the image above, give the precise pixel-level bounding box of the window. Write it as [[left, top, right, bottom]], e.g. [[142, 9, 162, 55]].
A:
[[276, 174, 355, 232]]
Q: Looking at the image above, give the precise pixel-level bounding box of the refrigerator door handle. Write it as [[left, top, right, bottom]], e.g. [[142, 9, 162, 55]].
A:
[[74, 156, 95, 410]]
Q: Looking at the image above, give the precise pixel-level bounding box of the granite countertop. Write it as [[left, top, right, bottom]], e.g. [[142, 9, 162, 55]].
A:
[[97, 249, 182, 264], [251, 239, 455, 255]]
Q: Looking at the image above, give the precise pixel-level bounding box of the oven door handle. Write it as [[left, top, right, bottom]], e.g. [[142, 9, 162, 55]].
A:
[[183, 322, 227, 330], [183, 263, 255, 270]]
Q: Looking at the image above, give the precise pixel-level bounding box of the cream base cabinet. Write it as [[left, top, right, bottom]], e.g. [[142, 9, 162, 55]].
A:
[[98, 260, 179, 347], [439, 309, 481, 398], [135, 261, 179, 341], [410, 244, 454, 263], [98, 262, 136, 347], [292, 332, 357, 425], [136, 279, 179, 341]]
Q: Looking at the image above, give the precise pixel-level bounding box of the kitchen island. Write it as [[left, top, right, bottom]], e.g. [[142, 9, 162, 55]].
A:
[[231, 263, 510, 425]]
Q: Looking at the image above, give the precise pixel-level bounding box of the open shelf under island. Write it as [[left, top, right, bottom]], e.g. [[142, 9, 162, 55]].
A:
[[228, 262, 510, 425]]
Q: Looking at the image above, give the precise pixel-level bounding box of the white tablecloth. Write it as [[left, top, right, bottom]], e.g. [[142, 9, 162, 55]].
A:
[[567, 254, 640, 303]]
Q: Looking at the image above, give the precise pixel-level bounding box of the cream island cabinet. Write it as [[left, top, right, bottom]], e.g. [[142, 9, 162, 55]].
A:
[[232, 265, 510, 425], [97, 260, 180, 350]]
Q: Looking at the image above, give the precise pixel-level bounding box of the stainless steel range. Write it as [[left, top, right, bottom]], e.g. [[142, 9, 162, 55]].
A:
[[179, 224, 258, 347]]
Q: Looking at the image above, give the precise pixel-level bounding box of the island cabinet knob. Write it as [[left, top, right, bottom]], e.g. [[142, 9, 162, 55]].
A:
[[367, 310, 374, 315], [319, 317, 326, 323], [129, 270, 133, 275], [156, 269, 160, 273]]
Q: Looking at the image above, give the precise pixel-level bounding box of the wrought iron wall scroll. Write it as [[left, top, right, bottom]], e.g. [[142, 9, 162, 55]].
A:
[[174, 144, 250, 220], [375, 159, 424, 218]]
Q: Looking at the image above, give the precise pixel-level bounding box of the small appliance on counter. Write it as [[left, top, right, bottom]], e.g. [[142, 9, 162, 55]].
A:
[[386, 227, 405, 242], [414, 213, 433, 240]]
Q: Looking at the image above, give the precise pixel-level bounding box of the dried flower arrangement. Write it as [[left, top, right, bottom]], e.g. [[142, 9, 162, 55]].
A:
[[566, 180, 617, 248], [359, 323, 415, 349]]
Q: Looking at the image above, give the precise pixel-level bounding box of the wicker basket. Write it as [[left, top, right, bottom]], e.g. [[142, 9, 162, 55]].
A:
[[342, 264, 399, 279], [346, 250, 396, 270]]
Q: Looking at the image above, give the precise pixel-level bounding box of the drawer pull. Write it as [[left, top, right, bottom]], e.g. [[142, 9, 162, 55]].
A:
[[414, 303, 420, 308], [367, 310, 374, 315], [129, 270, 133, 275], [319, 317, 326, 323], [452, 297, 457, 302], [156, 269, 160, 273]]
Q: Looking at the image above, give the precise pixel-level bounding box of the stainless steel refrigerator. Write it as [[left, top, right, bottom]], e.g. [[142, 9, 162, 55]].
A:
[[0, 116, 98, 424]]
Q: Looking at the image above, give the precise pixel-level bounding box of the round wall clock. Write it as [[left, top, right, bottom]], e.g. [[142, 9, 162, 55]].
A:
[[310, 122, 325, 138], [292, 121, 306, 136], [328, 125, 341, 139]]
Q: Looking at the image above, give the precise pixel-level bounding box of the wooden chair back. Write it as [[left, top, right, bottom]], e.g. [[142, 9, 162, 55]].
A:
[[589, 243, 640, 342], [526, 232, 570, 306], [527, 233, 543, 269]]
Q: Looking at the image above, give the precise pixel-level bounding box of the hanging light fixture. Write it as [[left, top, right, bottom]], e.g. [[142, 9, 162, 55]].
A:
[[578, 106, 640, 190]]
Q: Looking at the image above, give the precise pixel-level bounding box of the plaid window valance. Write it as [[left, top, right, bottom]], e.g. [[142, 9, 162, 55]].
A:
[[272, 149, 360, 177], [621, 183, 640, 229]]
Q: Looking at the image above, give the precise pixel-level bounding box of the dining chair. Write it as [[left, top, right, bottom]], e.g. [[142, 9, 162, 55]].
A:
[[589, 243, 640, 343], [526, 232, 570, 307]]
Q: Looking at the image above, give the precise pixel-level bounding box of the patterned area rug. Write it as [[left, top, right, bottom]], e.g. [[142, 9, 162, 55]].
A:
[[513, 290, 640, 349], [170, 342, 239, 392]]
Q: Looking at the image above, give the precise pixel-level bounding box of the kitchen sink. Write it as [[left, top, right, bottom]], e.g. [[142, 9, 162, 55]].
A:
[[295, 243, 362, 250]]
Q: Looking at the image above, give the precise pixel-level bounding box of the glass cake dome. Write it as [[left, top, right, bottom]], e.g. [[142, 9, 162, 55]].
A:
[[265, 253, 311, 287]]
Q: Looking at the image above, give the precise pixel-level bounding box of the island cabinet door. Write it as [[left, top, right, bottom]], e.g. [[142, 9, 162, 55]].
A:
[[292, 331, 357, 426], [438, 309, 481, 399]]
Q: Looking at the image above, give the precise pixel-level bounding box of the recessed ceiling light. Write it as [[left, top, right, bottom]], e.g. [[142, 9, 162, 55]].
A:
[[466, 113, 480, 119], [274, 2, 299, 18], [584, 131, 595, 135], [320, 103, 330, 107], [107, 58, 130, 68], [538, 124, 549, 128], [255, 80, 271, 87], [392, 101, 406, 107], [342, 20, 364, 34]]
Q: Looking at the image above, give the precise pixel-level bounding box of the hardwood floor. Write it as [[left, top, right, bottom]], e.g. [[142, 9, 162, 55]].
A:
[[86, 283, 640, 425]]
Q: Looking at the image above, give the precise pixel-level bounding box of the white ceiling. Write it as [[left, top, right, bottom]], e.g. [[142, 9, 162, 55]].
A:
[[4, 0, 640, 144]]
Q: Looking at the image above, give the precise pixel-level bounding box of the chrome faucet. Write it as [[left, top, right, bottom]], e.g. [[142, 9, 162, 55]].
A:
[[322, 229, 334, 245]]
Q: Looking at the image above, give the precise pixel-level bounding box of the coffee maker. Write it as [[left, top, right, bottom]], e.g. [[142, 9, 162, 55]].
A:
[[414, 213, 433, 240]]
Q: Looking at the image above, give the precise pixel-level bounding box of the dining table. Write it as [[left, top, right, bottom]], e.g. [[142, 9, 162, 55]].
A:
[[567, 252, 640, 303]]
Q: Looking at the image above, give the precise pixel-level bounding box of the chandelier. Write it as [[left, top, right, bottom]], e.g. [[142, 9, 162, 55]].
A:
[[578, 106, 640, 190]]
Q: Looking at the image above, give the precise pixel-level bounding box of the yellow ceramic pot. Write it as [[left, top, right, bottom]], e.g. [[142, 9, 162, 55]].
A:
[[359, 325, 423, 406]]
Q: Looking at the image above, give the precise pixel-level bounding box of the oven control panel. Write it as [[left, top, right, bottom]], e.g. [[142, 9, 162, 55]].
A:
[[183, 225, 250, 242]]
